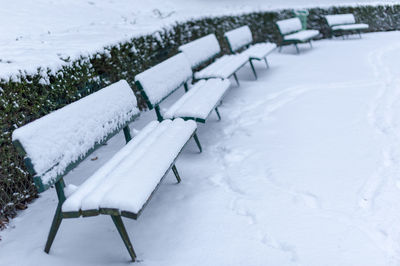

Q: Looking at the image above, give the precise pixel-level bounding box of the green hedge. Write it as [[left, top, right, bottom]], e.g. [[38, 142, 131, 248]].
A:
[[1, 4, 400, 226]]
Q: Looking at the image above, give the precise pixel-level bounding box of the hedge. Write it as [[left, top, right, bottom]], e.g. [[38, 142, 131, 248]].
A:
[[1, 4, 400, 227]]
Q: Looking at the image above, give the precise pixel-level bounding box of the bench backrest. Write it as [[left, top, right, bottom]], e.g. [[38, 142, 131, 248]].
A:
[[178, 34, 221, 69], [135, 53, 192, 109], [325, 14, 356, 27], [276, 17, 302, 35], [12, 80, 139, 192], [224, 26, 253, 53]]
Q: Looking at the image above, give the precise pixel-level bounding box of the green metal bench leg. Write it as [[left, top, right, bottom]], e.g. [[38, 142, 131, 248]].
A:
[[123, 126, 132, 143], [44, 203, 63, 253], [278, 45, 282, 53], [172, 164, 181, 183], [111, 215, 137, 262], [155, 105, 163, 122], [264, 57, 269, 69], [215, 107, 221, 121], [309, 41, 313, 48], [249, 60, 257, 80], [193, 133, 202, 153], [294, 43, 299, 53], [233, 73, 240, 87]]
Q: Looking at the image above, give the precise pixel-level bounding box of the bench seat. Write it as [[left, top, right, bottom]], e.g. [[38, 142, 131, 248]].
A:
[[62, 118, 197, 218], [193, 54, 248, 80], [332, 23, 369, 31], [284, 30, 320, 42], [241, 43, 277, 60], [164, 79, 230, 122]]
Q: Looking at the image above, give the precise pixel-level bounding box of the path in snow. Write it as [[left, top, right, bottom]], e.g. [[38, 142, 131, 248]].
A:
[[2, 31, 400, 266]]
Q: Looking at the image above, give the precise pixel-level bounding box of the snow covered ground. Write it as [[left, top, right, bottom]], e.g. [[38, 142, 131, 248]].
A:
[[2, 31, 400, 265], [0, 0, 397, 77]]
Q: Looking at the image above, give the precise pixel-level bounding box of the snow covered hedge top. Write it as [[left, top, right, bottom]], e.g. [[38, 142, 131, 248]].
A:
[[179, 34, 221, 69], [135, 53, 192, 108], [325, 14, 356, 26], [224, 26, 253, 52], [12, 80, 139, 191], [276, 18, 302, 35]]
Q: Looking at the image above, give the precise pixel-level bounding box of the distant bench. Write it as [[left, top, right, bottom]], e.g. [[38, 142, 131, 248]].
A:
[[325, 14, 369, 38], [12, 80, 197, 262], [224, 25, 277, 79], [179, 33, 250, 86], [135, 53, 231, 152], [276, 17, 320, 54]]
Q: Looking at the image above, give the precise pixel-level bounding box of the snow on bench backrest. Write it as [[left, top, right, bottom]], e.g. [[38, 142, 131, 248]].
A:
[[325, 14, 356, 27], [135, 53, 192, 108], [276, 18, 302, 35], [179, 34, 221, 69], [12, 80, 139, 192], [224, 26, 253, 52]]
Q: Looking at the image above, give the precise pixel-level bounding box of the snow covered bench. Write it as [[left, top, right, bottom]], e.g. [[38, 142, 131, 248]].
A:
[[224, 25, 277, 79], [178, 33, 249, 86], [12, 80, 197, 262], [276, 17, 320, 54], [325, 14, 369, 38], [135, 53, 230, 152]]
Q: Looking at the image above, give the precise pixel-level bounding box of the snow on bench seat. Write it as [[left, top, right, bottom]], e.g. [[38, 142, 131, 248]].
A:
[[164, 79, 231, 122], [332, 24, 369, 31], [193, 54, 248, 80], [62, 118, 197, 217], [284, 30, 320, 42], [12, 80, 139, 191], [224, 26, 277, 60], [241, 43, 277, 60]]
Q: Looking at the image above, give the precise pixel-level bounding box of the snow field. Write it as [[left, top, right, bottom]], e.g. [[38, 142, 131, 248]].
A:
[[2, 31, 400, 266]]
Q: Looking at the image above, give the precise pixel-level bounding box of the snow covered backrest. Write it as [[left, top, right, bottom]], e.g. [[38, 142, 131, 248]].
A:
[[276, 18, 302, 35], [179, 34, 221, 69], [135, 53, 192, 108], [12, 80, 139, 192], [224, 26, 253, 52], [325, 14, 356, 26]]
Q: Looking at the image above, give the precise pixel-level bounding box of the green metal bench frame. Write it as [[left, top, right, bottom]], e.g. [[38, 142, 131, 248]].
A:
[[13, 95, 194, 262], [276, 19, 315, 54]]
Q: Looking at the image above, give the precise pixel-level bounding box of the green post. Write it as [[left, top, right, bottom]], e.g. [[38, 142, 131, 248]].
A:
[[294, 10, 309, 30]]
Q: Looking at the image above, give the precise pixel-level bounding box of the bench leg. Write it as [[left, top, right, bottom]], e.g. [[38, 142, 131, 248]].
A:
[[215, 107, 221, 121], [233, 73, 240, 87], [154, 105, 163, 122], [294, 44, 300, 54], [264, 57, 269, 69], [172, 164, 181, 183], [249, 60, 257, 80], [193, 133, 202, 153], [44, 203, 63, 253], [111, 215, 137, 262], [278, 45, 282, 53], [309, 41, 313, 48]]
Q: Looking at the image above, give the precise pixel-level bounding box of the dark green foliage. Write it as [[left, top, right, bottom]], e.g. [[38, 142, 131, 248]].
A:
[[1, 4, 399, 226]]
